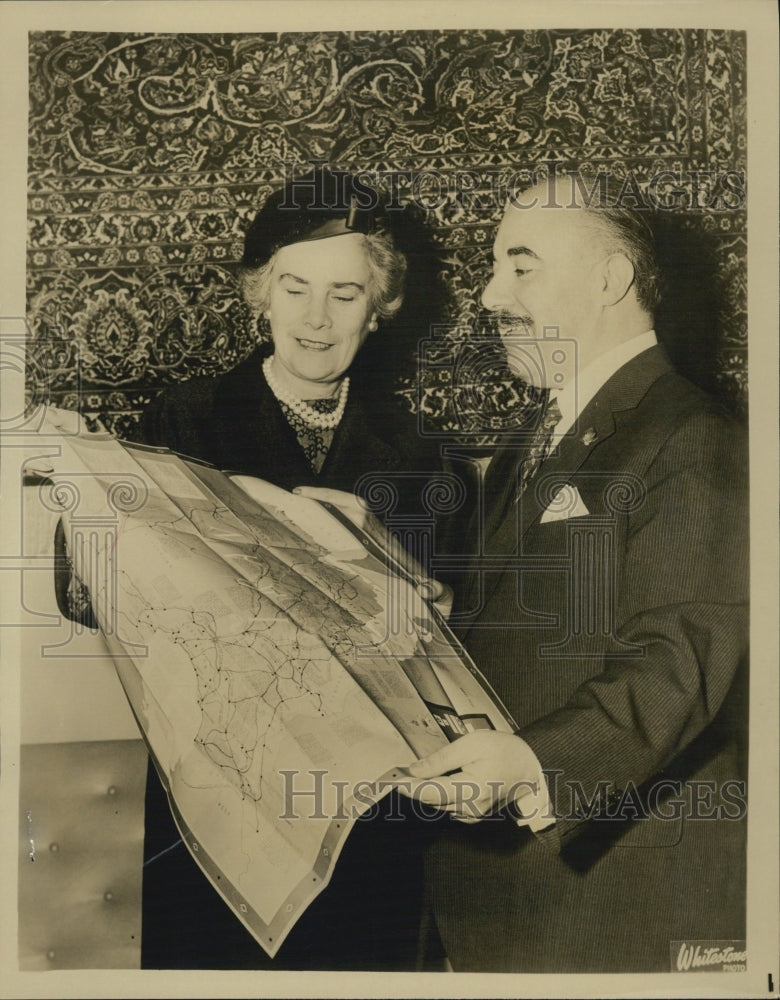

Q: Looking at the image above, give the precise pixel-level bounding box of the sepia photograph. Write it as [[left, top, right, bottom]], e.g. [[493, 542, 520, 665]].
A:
[[0, 2, 776, 998]]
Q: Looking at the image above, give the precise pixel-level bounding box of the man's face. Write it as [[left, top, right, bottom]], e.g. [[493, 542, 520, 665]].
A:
[[268, 233, 375, 393], [481, 191, 605, 389]]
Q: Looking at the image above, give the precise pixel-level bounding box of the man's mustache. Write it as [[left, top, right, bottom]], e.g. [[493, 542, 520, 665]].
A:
[[494, 312, 534, 335]]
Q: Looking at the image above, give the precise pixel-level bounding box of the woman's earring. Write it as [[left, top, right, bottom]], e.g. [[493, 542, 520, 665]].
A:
[[368, 316, 378, 332]]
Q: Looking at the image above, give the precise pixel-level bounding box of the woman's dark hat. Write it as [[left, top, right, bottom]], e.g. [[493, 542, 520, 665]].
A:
[[242, 166, 389, 269]]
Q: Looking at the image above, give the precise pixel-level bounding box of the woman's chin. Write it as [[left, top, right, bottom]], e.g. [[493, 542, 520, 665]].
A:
[[282, 361, 347, 396], [296, 361, 341, 385]]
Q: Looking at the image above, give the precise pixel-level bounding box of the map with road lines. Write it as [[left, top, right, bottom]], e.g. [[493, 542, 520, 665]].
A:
[[40, 423, 514, 954]]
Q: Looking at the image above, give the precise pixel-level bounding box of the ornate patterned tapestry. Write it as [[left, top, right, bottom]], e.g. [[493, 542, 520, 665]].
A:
[[27, 30, 747, 441]]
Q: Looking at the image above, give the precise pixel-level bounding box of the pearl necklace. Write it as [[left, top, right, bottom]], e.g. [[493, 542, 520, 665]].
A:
[[262, 355, 349, 429]]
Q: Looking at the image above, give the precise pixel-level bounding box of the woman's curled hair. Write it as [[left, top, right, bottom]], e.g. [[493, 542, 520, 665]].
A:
[[239, 227, 407, 321]]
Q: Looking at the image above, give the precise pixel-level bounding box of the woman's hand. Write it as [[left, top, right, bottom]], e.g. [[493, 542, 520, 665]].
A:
[[25, 406, 93, 478], [293, 485, 454, 619], [41, 404, 107, 437], [292, 486, 370, 530], [40, 404, 86, 435]]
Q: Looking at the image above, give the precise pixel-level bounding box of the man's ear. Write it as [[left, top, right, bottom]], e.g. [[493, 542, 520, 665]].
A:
[[600, 252, 635, 306]]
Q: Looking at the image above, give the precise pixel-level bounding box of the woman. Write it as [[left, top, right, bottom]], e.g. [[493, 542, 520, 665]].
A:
[[140, 168, 438, 499], [136, 168, 445, 971]]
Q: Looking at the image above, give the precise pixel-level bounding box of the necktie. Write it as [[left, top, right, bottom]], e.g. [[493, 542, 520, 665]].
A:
[[481, 397, 562, 541], [513, 396, 562, 502]]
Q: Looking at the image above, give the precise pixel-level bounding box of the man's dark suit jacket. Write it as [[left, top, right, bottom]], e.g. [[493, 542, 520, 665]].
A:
[[429, 344, 748, 972]]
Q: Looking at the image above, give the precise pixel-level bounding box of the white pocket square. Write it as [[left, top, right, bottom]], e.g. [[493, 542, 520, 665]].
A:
[[540, 484, 590, 523]]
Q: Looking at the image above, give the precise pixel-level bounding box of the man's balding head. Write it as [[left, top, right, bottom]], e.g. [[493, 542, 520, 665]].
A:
[[518, 174, 660, 313], [481, 173, 658, 386]]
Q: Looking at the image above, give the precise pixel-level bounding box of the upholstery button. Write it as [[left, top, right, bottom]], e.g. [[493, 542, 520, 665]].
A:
[[49, 842, 59, 853], [107, 786, 117, 796], [104, 891, 113, 901], [46, 949, 56, 961]]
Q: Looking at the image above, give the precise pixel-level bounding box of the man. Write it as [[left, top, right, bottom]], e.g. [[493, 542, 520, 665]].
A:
[[402, 173, 749, 972]]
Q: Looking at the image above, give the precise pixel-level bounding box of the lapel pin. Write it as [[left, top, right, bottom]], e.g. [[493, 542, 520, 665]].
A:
[[581, 428, 598, 446]]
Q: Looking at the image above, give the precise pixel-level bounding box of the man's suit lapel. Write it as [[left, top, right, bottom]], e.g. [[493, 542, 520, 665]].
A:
[[515, 399, 616, 541], [480, 400, 615, 565], [472, 345, 675, 616], [456, 402, 615, 618]]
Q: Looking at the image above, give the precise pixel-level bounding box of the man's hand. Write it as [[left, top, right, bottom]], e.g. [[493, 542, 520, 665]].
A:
[[396, 731, 549, 824], [413, 576, 454, 620], [292, 485, 453, 618]]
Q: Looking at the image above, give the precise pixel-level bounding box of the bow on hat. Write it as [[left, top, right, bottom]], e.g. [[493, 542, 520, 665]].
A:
[[242, 166, 389, 269]]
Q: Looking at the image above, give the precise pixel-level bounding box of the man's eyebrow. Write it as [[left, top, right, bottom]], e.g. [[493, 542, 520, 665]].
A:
[[506, 245, 541, 260]]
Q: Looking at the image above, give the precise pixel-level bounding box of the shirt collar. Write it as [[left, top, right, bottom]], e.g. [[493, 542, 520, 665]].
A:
[[550, 329, 658, 439]]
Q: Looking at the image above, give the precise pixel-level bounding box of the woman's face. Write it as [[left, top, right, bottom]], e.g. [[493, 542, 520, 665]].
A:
[[267, 233, 376, 396]]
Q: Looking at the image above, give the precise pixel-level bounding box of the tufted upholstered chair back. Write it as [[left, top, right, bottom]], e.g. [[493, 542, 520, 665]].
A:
[[18, 482, 147, 970]]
